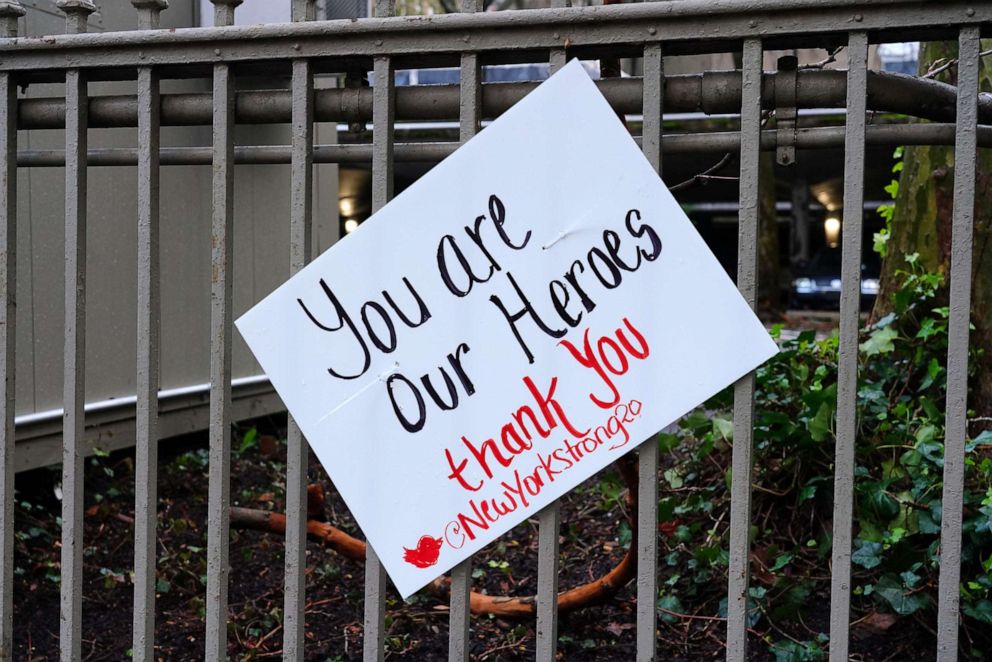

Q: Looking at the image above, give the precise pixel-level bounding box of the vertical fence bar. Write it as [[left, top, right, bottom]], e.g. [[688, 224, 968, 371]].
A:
[[448, 1, 482, 659], [936, 25, 980, 662], [0, 11, 19, 662], [283, 5, 315, 657], [57, 4, 96, 658], [536, 21, 569, 660], [828, 30, 867, 662], [637, 41, 663, 662], [60, 62, 87, 662], [205, 2, 237, 657], [364, 3, 394, 659], [725, 37, 762, 662], [0, 51, 17, 662], [130, 6, 168, 660], [536, 504, 560, 662], [132, 62, 162, 662]]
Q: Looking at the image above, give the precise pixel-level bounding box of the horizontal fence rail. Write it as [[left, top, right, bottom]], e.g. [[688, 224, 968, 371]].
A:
[[10, 71, 992, 129], [0, 1, 988, 661], [7, 124, 992, 168], [0, 1, 989, 76]]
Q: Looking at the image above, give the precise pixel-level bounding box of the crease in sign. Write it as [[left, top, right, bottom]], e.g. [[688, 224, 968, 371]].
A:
[[540, 216, 605, 251], [314, 362, 401, 425], [541, 226, 579, 250]]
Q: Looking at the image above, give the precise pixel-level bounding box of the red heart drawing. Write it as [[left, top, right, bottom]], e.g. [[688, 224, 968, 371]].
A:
[[402, 535, 444, 569]]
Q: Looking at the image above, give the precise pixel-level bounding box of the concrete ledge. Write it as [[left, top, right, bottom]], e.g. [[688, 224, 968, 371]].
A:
[[14, 375, 284, 472]]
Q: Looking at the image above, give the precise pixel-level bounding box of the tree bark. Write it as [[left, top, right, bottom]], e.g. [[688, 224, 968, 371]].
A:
[[758, 153, 782, 315], [872, 41, 992, 421]]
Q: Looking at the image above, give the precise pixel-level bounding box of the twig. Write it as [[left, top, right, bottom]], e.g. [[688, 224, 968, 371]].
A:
[[800, 46, 845, 70], [703, 510, 727, 547], [478, 634, 530, 661], [669, 153, 735, 193], [658, 606, 726, 622], [922, 48, 992, 80]]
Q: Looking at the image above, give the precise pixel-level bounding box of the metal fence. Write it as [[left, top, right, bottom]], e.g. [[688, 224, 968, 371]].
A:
[[0, 0, 989, 660]]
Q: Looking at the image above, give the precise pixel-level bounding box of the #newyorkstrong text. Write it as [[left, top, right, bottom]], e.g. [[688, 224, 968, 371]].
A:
[[400, 316, 650, 569], [441, 397, 643, 552]]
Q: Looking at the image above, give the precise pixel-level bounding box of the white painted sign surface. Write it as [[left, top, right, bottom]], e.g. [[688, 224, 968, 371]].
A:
[[236, 60, 778, 598]]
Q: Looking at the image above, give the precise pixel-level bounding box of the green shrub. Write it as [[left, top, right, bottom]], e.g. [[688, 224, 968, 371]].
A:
[[661, 255, 992, 654]]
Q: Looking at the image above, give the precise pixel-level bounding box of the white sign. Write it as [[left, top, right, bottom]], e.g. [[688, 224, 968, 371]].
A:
[[236, 60, 778, 598]]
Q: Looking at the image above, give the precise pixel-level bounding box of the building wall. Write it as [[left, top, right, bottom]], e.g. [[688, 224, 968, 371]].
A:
[[14, 1, 339, 416]]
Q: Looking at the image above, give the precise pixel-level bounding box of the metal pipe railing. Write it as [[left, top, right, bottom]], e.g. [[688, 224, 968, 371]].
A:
[[14, 71, 992, 129], [11, 124, 992, 167]]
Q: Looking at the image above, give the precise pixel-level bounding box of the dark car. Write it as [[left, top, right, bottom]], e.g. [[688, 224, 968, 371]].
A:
[[790, 248, 880, 310]]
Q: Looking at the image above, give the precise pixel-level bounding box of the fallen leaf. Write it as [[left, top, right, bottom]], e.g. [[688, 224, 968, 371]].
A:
[[605, 622, 635, 636], [860, 611, 899, 634]]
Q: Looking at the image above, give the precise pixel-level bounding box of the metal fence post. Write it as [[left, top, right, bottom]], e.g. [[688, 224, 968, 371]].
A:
[[448, 1, 483, 659], [535, 13, 570, 659], [637, 41, 664, 662], [205, 1, 239, 659], [828, 29, 867, 662], [364, 3, 395, 661], [936, 25, 981, 662], [284, 2, 316, 659], [130, 2, 167, 661], [56, 2, 95, 660], [0, 4, 21, 661], [725, 36, 762, 662]]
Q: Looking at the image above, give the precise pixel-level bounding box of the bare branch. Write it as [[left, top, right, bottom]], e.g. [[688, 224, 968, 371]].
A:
[[669, 152, 736, 193], [922, 48, 992, 80]]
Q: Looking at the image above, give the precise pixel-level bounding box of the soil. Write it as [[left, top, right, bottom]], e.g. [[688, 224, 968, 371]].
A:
[[12, 415, 936, 661]]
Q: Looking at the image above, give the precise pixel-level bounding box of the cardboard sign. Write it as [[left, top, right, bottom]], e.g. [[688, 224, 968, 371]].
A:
[[236, 60, 778, 598]]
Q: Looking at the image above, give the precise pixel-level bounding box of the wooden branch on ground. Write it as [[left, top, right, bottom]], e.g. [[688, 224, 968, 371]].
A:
[[229, 456, 642, 619]]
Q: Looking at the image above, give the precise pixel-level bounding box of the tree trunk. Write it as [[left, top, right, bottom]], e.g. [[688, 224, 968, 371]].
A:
[[758, 153, 782, 316], [872, 41, 992, 421]]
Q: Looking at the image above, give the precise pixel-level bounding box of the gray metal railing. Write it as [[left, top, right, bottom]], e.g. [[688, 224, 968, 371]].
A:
[[0, 1, 988, 661]]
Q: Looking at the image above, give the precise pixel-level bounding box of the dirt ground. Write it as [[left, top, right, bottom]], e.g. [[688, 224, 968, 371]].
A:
[[12, 416, 935, 661]]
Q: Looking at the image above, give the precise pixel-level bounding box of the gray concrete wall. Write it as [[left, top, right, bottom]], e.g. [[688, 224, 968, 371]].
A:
[[14, 1, 339, 417]]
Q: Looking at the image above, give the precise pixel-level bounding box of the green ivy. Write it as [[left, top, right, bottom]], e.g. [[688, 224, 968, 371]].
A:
[[659, 255, 992, 651]]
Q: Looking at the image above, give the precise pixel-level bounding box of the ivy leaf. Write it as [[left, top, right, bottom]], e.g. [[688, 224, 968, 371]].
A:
[[918, 511, 941, 535], [919, 358, 942, 391], [771, 553, 794, 572], [238, 427, 259, 455], [874, 574, 928, 616], [864, 484, 900, 521], [657, 432, 680, 453], [967, 430, 992, 453], [618, 520, 632, 550], [964, 600, 992, 625], [808, 402, 833, 442], [873, 312, 897, 329], [873, 228, 890, 256], [657, 594, 683, 624], [915, 318, 944, 339], [712, 417, 733, 442], [900, 569, 922, 588], [915, 429, 944, 468], [860, 327, 898, 356], [852, 540, 883, 569]]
